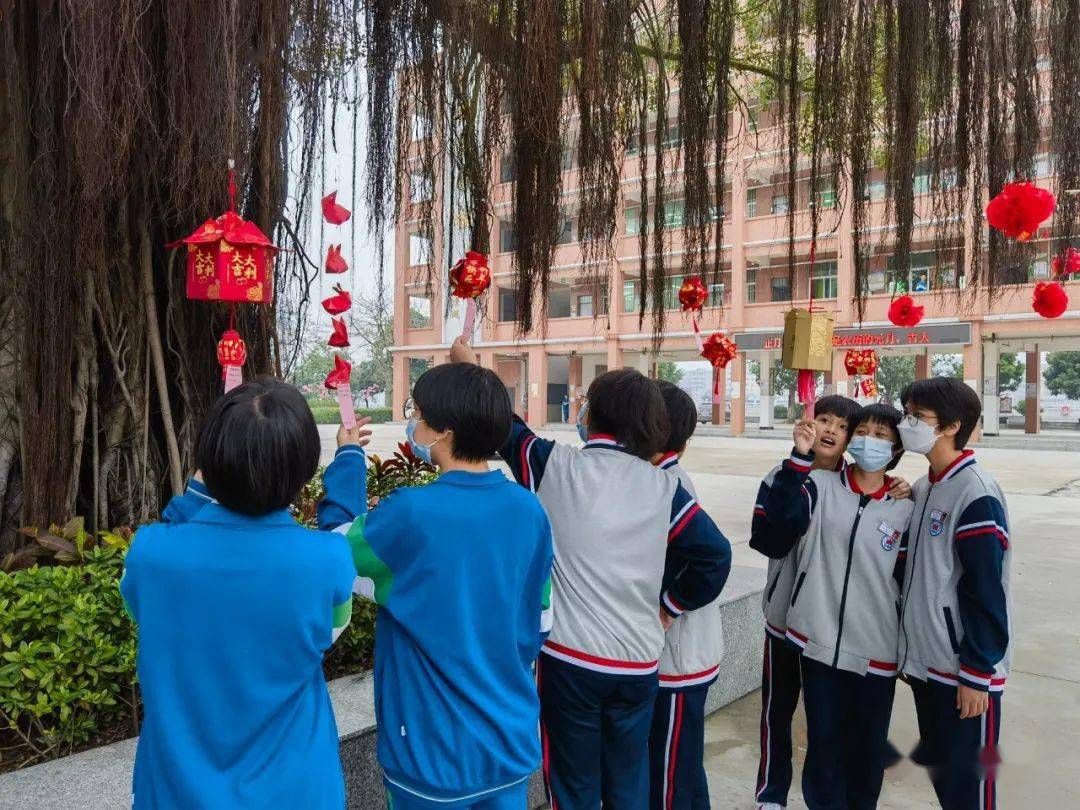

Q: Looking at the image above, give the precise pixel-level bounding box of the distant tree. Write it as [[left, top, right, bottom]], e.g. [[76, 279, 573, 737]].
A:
[[750, 361, 799, 414], [657, 361, 683, 384], [347, 294, 395, 402], [997, 353, 1025, 393], [291, 344, 349, 392], [876, 355, 915, 405], [931, 354, 963, 379], [1044, 352, 1080, 400]]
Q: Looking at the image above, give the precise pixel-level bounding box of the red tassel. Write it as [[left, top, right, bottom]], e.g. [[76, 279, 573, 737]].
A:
[[797, 370, 816, 418]]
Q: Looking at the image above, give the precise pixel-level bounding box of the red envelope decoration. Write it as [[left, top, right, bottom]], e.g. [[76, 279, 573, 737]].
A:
[[328, 317, 350, 347], [1033, 281, 1068, 319], [985, 182, 1055, 242], [324, 354, 353, 389], [322, 191, 351, 225], [322, 284, 352, 315], [888, 295, 924, 327], [325, 244, 348, 274]]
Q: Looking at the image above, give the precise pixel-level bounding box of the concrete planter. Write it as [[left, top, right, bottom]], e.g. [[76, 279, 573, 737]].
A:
[[0, 566, 764, 809]]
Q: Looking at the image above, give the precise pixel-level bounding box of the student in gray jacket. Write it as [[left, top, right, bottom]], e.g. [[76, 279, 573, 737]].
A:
[[648, 382, 723, 810], [897, 378, 1011, 810], [755, 404, 914, 810]]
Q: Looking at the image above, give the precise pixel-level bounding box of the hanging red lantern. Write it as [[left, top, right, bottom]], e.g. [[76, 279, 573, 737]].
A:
[[322, 284, 352, 316], [701, 332, 738, 398], [170, 210, 277, 303], [216, 329, 247, 393], [678, 276, 708, 314], [449, 251, 492, 299], [1052, 247, 1080, 277], [325, 244, 348, 274], [1033, 281, 1069, 319], [985, 182, 1056, 242], [321, 191, 352, 225], [328, 317, 350, 347], [888, 295, 925, 327]]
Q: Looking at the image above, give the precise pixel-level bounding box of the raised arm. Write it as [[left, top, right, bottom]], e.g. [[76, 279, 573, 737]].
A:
[[161, 477, 215, 525], [498, 414, 557, 492], [317, 420, 374, 531], [660, 483, 733, 620]]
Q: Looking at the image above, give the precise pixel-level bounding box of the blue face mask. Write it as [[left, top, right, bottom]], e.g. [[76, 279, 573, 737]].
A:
[[406, 418, 440, 466], [847, 435, 896, 473], [575, 402, 589, 443]]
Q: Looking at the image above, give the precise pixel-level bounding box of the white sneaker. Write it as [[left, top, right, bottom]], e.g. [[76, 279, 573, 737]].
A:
[[757, 804, 784, 810]]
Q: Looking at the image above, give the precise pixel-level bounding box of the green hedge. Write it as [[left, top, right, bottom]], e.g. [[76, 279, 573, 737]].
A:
[[308, 401, 394, 425]]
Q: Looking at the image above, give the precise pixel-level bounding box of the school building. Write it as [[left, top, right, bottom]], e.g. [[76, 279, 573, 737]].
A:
[[390, 99, 1077, 437]]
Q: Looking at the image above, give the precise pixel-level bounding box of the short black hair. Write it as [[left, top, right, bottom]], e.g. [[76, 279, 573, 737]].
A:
[[195, 378, 321, 515], [900, 377, 982, 450], [814, 394, 861, 425], [657, 381, 697, 454], [586, 369, 669, 460], [412, 362, 512, 461], [849, 403, 905, 471]]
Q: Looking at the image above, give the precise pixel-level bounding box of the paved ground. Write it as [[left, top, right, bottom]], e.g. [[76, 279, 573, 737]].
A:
[[322, 423, 1080, 807]]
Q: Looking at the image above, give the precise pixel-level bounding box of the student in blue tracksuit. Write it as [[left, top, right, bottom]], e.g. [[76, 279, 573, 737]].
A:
[[318, 361, 554, 810], [897, 378, 1012, 810], [120, 380, 366, 809], [648, 382, 723, 810], [755, 404, 914, 809], [450, 337, 733, 810]]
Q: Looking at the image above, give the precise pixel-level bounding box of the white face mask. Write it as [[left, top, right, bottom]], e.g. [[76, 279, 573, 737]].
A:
[[848, 435, 895, 472], [898, 415, 938, 455]]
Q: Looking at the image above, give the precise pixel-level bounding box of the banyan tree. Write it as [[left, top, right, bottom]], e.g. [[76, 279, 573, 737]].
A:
[[1, 0, 1079, 544]]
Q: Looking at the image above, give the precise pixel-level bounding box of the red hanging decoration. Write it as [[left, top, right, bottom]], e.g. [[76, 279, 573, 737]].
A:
[[888, 295, 925, 327], [170, 210, 277, 304], [325, 244, 348, 274], [321, 284, 352, 316], [449, 251, 492, 299], [1052, 247, 1080, 277], [324, 354, 353, 389], [1032, 281, 1069, 319], [321, 191, 352, 225], [861, 377, 879, 398], [678, 276, 708, 314], [216, 327, 247, 393], [843, 349, 878, 377], [328, 317, 350, 347], [701, 332, 738, 396], [985, 182, 1056, 242]]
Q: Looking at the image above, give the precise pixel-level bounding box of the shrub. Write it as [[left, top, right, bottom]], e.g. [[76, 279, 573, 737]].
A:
[[308, 401, 393, 425], [773, 405, 788, 420], [0, 547, 138, 771], [1015, 399, 1026, 416]]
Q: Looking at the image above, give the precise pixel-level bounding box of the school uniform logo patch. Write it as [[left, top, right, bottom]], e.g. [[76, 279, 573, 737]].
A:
[[929, 509, 948, 537], [879, 522, 900, 551]]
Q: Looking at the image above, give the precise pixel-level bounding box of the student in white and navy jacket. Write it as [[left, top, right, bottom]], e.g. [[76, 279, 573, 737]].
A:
[[748, 394, 860, 809], [647, 382, 724, 810], [475, 355, 733, 810], [756, 404, 914, 810], [896, 378, 1012, 810]]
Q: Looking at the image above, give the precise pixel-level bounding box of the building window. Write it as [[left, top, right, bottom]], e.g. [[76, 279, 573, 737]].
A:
[[810, 261, 838, 299], [561, 139, 577, 170], [663, 276, 684, 310], [864, 268, 887, 295], [663, 200, 686, 229], [913, 168, 933, 195], [623, 280, 639, 313], [1035, 153, 1053, 177], [625, 206, 642, 236], [577, 294, 594, 317], [499, 154, 516, 183], [548, 287, 572, 318], [598, 289, 609, 316], [408, 295, 431, 328], [626, 130, 640, 156], [814, 180, 836, 210], [409, 172, 433, 204], [409, 233, 433, 266], [863, 180, 886, 201], [708, 283, 725, 307], [499, 220, 516, 253], [770, 276, 791, 302], [498, 288, 518, 322], [771, 193, 789, 215], [556, 216, 575, 245], [411, 111, 432, 141], [746, 106, 760, 132], [660, 122, 681, 149], [746, 188, 758, 218], [746, 267, 757, 303]]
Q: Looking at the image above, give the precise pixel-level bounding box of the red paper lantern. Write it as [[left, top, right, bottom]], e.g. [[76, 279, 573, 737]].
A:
[[322, 285, 352, 316], [1033, 281, 1069, 319], [216, 329, 247, 368], [888, 295, 924, 327], [701, 332, 738, 370], [449, 251, 491, 299], [328, 317, 350, 347], [325, 244, 348, 274], [678, 276, 708, 314], [843, 349, 878, 378], [985, 182, 1056, 242], [324, 354, 352, 389], [321, 191, 352, 225], [171, 211, 277, 304], [1052, 247, 1080, 276]]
